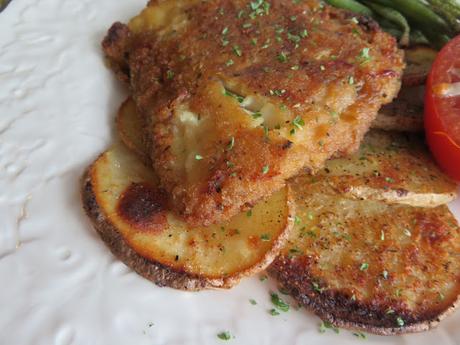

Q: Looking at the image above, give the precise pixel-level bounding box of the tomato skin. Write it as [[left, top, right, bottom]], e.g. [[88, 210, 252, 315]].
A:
[[424, 35, 460, 182]]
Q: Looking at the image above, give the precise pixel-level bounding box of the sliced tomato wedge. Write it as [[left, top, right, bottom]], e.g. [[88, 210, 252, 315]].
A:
[[425, 35, 460, 181]]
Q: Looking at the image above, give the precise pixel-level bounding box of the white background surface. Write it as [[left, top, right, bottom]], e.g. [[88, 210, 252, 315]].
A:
[[1, 1, 459, 344]]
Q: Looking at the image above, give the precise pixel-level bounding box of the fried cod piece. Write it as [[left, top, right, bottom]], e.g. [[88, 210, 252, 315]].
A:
[[103, 0, 404, 226]]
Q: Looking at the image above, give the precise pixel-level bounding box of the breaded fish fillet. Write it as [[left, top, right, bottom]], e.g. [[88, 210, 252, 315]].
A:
[[103, 0, 404, 226]]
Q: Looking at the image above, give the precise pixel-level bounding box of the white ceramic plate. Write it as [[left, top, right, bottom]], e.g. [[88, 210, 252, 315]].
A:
[[1, 1, 459, 344]]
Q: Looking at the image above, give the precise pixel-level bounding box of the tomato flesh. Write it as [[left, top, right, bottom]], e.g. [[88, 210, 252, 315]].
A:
[[425, 35, 460, 181]]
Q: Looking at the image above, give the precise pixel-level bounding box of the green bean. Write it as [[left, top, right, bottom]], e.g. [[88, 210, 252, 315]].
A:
[[325, 0, 374, 17], [368, 0, 449, 34], [410, 30, 430, 46], [426, 0, 460, 34], [362, 1, 410, 46]]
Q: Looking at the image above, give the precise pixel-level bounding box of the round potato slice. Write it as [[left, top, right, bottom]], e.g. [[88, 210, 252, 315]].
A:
[[116, 98, 150, 164], [82, 144, 294, 290], [269, 176, 460, 335]]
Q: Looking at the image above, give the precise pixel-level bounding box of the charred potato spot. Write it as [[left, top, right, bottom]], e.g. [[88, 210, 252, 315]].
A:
[[117, 183, 168, 233]]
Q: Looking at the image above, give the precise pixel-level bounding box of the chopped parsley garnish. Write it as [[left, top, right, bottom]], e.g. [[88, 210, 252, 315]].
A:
[[237, 9, 245, 19], [260, 233, 270, 241], [232, 45, 242, 57], [224, 89, 244, 103], [358, 47, 371, 65], [242, 22, 252, 28], [217, 331, 232, 340], [319, 321, 339, 334], [348, 76, 355, 85], [290, 15, 297, 22], [277, 51, 288, 63], [294, 215, 302, 225], [307, 212, 314, 220], [403, 228, 412, 237], [269, 308, 280, 316], [287, 32, 301, 44], [270, 89, 286, 96], [249, 299, 257, 305], [250, 38, 258, 46], [312, 282, 323, 293], [166, 70, 175, 80], [353, 332, 367, 339], [227, 136, 235, 150], [380, 230, 385, 241], [262, 165, 270, 174], [291, 65, 300, 70], [222, 38, 229, 46], [222, 26, 229, 35], [292, 116, 305, 130], [252, 112, 262, 119], [270, 293, 290, 312], [351, 17, 359, 24], [385, 177, 395, 183], [246, 209, 252, 217], [359, 263, 369, 271], [195, 154, 203, 160], [226, 59, 234, 66], [396, 316, 405, 327], [386, 308, 395, 314], [260, 275, 268, 282], [300, 29, 308, 38], [289, 248, 302, 258]]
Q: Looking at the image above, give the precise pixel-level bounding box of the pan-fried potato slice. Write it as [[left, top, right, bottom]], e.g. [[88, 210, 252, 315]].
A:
[[403, 46, 438, 87], [82, 144, 294, 290], [269, 177, 460, 335], [317, 130, 457, 207], [116, 98, 150, 164], [371, 86, 424, 132]]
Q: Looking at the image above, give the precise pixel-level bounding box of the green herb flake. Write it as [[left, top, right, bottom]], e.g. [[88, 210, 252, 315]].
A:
[[232, 45, 242, 57], [222, 38, 229, 46], [299, 29, 308, 38], [359, 263, 369, 271], [217, 331, 232, 341], [380, 230, 385, 241], [246, 209, 252, 217], [226, 59, 234, 66], [290, 15, 297, 22], [386, 308, 395, 314], [270, 293, 290, 312], [385, 177, 395, 183], [287, 32, 301, 43], [260, 275, 268, 282], [237, 9, 245, 18], [277, 51, 288, 63], [291, 65, 300, 70], [249, 299, 257, 305], [294, 215, 302, 225], [351, 17, 359, 24], [269, 308, 280, 316], [312, 282, 323, 293], [222, 26, 229, 35], [195, 154, 203, 161], [250, 38, 258, 46], [293, 116, 305, 130], [227, 136, 235, 151], [252, 112, 262, 119], [242, 22, 252, 29], [358, 47, 371, 65], [166, 70, 175, 80], [260, 233, 270, 241], [319, 321, 339, 334], [262, 165, 270, 174], [403, 229, 412, 237], [396, 316, 405, 327], [353, 332, 367, 339], [348, 76, 355, 85]]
